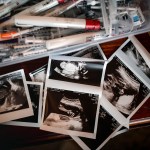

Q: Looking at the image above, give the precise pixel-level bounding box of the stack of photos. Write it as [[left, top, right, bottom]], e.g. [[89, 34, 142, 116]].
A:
[[71, 35, 150, 150], [101, 35, 150, 126], [0, 70, 33, 123], [40, 55, 107, 138], [1, 38, 149, 149], [4, 81, 43, 127]]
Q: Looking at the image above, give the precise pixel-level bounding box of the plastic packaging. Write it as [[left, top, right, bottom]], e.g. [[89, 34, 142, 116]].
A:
[[0, 0, 150, 67]]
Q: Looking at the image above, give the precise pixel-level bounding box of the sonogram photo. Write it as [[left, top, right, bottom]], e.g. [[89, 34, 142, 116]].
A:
[[103, 56, 150, 117], [122, 41, 150, 78], [41, 87, 99, 138], [49, 59, 104, 86], [0, 74, 28, 114]]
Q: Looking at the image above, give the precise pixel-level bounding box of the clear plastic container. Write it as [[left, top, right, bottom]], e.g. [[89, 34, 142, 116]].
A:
[[0, 0, 150, 67]]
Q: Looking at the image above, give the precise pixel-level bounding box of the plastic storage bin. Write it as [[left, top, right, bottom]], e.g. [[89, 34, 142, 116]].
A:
[[0, 0, 150, 67]]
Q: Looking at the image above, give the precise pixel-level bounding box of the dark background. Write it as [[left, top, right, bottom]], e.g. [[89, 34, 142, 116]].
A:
[[12, 126, 150, 150]]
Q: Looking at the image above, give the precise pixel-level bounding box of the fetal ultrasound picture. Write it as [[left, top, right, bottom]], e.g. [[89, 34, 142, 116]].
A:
[[49, 59, 104, 86], [42, 88, 99, 137], [0, 74, 29, 114], [122, 41, 150, 78], [0, 70, 34, 123], [103, 56, 150, 117]]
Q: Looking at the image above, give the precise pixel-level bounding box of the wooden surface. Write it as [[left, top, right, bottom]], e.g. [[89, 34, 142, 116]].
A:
[[0, 32, 150, 149]]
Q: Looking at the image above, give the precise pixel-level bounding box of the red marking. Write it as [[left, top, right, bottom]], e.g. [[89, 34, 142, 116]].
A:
[[58, 0, 65, 3], [86, 19, 100, 30]]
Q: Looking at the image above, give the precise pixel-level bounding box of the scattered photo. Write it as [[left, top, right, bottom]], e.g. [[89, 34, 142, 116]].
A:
[[72, 106, 121, 150], [29, 64, 47, 82], [0, 69, 33, 123], [121, 40, 150, 78], [48, 56, 106, 86], [103, 56, 150, 117], [4, 81, 43, 127], [40, 87, 100, 138], [64, 44, 107, 60]]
